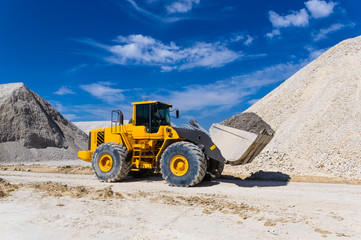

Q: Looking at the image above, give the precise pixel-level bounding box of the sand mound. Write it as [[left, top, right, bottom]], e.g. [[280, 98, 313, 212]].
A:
[[0, 178, 18, 199], [225, 36, 361, 179], [0, 83, 88, 163], [29, 182, 124, 200], [220, 112, 274, 135], [0, 164, 92, 175], [31, 182, 90, 198]]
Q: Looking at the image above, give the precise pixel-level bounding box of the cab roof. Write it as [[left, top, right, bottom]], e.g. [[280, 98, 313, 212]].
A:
[[131, 101, 172, 107]]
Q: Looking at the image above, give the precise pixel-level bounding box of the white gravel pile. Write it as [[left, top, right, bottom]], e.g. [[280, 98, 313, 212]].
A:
[[225, 36, 361, 179], [0, 83, 88, 163]]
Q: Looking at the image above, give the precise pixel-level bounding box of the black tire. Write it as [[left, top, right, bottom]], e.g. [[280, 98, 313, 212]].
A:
[[205, 159, 224, 180], [160, 141, 207, 187], [130, 169, 154, 178], [92, 142, 131, 182], [214, 161, 224, 179]]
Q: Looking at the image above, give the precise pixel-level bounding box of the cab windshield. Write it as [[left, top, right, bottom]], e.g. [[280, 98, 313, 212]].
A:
[[151, 103, 170, 133]]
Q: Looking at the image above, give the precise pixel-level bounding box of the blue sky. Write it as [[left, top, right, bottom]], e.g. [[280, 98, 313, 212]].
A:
[[1, 0, 360, 128]]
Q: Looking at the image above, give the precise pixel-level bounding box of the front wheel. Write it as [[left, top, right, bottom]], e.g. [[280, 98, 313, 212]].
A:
[[160, 141, 207, 187], [92, 143, 131, 182]]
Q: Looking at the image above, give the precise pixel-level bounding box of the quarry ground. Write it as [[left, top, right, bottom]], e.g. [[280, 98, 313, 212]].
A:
[[1, 162, 361, 239]]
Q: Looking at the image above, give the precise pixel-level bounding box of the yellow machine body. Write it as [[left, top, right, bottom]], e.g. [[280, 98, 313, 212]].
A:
[[78, 101, 183, 172]]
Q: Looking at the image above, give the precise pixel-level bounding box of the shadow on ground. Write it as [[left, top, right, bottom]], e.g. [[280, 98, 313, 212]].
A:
[[122, 173, 164, 183], [119, 171, 290, 188], [197, 180, 221, 187], [123, 173, 221, 187], [221, 170, 291, 187]]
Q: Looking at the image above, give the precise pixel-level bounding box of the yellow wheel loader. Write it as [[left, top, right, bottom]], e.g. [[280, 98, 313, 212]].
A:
[[78, 101, 225, 187], [78, 101, 273, 187]]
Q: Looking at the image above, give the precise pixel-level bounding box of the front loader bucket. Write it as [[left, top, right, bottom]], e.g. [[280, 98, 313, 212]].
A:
[[209, 124, 274, 166]]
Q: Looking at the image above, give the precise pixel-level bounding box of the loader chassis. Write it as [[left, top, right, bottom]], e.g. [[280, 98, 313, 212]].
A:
[[78, 101, 224, 187]]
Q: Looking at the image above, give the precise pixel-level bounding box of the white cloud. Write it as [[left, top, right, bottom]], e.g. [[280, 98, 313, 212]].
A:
[[80, 82, 125, 104], [66, 64, 87, 75], [126, 0, 154, 17], [309, 49, 325, 59], [313, 23, 346, 41], [48, 102, 133, 122], [177, 42, 241, 70], [160, 82, 250, 112], [266, 0, 338, 38], [166, 0, 200, 14], [54, 86, 75, 95], [269, 8, 309, 28], [48, 101, 66, 112], [160, 66, 175, 72], [266, 29, 281, 39], [230, 34, 243, 42], [244, 35, 254, 46], [148, 60, 309, 115], [305, 46, 328, 59], [229, 34, 254, 46], [71, 104, 133, 121], [247, 99, 260, 105], [305, 0, 336, 18], [63, 114, 78, 121], [125, 0, 183, 23], [230, 60, 309, 89], [92, 34, 241, 71]]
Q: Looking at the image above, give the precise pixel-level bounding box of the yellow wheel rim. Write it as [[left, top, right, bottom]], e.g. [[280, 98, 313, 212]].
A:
[[170, 155, 189, 176], [98, 154, 113, 172]]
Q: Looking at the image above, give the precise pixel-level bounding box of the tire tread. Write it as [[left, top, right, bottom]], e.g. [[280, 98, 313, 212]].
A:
[[161, 141, 207, 187], [92, 142, 131, 182]]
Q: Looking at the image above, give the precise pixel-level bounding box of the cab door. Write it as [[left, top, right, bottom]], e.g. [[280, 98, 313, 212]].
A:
[[132, 103, 150, 139], [148, 103, 168, 140]]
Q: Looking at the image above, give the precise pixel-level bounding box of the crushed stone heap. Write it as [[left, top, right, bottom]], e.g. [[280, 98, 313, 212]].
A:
[[220, 112, 275, 135], [0, 83, 88, 162], [225, 35, 361, 180]]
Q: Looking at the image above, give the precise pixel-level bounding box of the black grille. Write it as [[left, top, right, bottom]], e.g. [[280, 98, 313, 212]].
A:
[[97, 131, 105, 146]]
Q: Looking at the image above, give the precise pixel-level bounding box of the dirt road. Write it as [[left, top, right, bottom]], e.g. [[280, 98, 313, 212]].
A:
[[1, 169, 361, 239]]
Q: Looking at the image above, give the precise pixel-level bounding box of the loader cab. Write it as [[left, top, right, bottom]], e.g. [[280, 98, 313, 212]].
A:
[[132, 101, 173, 133]]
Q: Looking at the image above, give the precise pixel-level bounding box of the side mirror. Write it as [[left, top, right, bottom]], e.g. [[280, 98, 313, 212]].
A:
[[176, 109, 179, 119]]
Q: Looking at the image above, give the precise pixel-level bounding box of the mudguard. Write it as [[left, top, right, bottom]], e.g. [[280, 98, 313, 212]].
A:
[[173, 127, 225, 163]]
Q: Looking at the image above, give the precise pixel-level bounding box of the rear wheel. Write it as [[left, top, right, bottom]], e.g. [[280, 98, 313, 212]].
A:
[[205, 159, 224, 180], [92, 143, 131, 182], [160, 141, 207, 187]]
